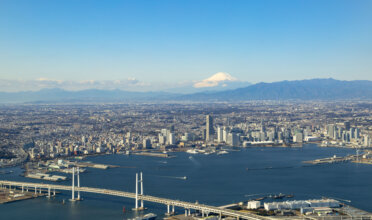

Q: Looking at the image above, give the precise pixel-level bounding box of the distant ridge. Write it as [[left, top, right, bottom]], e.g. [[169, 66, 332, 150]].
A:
[[0, 78, 371, 103], [0, 88, 177, 103], [180, 78, 372, 101]]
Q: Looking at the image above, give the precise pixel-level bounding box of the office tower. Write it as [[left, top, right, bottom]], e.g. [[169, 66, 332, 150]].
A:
[[126, 132, 131, 143], [181, 133, 190, 142], [267, 131, 275, 141], [293, 133, 303, 143], [217, 126, 223, 143], [260, 120, 266, 133], [161, 129, 169, 137], [223, 127, 228, 142], [364, 135, 370, 147], [143, 139, 151, 149], [344, 121, 351, 130], [259, 132, 266, 141], [354, 128, 360, 139], [159, 134, 166, 145], [168, 133, 175, 145], [206, 115, 214, 141], [169, 125, 175, 132], [227, 132, 239, 146], [350, 128, 355, 139], [327, 124, 335, 138]]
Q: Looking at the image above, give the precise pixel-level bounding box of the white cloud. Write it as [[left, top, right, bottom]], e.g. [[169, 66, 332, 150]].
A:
[[0, 78, 150, 92], [0, 73, 246, 93], [193, 72, 237, 88]]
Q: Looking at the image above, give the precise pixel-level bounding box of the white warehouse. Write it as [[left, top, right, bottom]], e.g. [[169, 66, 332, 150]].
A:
[[264, 199, 340, 211]]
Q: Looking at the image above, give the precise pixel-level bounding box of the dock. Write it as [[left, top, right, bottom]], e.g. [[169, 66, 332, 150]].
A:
[[25, 173, 67, 182], [75, 162, 119, 169], [303, 155, 354, 164], [0, 187, 46, 204]]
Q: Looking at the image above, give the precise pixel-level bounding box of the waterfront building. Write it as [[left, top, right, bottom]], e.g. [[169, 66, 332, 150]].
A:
[[227, 132, 239, 146], [158, 134, 166, 145], [168, 133, 175, 145], [143, 138, 152, 149], [293, 133, 303, 143]]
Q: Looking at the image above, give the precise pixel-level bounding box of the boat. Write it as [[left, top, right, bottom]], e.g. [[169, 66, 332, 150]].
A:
[[273, 193, 285, 199], [181, 176, 187, 180], [217, 150, 229, 155], [186, 149, 198, 154], [130, 213, 157, 220]]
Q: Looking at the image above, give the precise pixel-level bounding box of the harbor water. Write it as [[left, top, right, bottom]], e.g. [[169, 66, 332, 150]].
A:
[[0, 144, 371, 219]]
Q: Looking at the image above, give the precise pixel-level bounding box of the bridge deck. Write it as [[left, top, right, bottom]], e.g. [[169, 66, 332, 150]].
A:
[[0, 180, 269, 220]]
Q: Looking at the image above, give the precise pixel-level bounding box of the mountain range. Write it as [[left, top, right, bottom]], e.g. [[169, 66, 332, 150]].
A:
[[181, 78, 372, 101], [0, 78, 371, 103]]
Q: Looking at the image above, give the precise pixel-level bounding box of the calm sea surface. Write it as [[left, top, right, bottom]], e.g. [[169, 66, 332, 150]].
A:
[[1, 144, 371, 219]]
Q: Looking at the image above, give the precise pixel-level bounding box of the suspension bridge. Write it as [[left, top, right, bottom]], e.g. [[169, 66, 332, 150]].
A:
[[0, 168, 269, 220]]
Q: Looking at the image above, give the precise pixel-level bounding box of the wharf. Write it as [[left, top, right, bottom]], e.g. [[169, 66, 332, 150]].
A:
[[0, 188, 46, 204], [338, 204, 372, 217], [25, 173, 67, 182], [303, 155, 353, 164], [164, 215, 195, 220], [352, 158, 372, 165], [75, 162, 119, 169]]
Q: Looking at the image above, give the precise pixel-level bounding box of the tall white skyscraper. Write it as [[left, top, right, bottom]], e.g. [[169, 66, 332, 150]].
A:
[[217, 126, 223, 143], [223, 127, 228, 142], [168, 133, 175, 145]]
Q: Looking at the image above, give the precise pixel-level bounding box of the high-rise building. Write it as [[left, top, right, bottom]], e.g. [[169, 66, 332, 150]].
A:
[[143, 138, 151, 149], [327, 124, 335, 138], [159, 134, 166, 145], [223, 127, 228, 142], [350, 128, 355, 139], [260, 120, 266, 133], [267, 131, 275, 141], [364, 135, 370, 147], [344, 121, 351, 130], [206, 115, 214, 141], [168, 133, 175, 145], [161, 128, 169, 137], [354, 128, 360, 139], [293, 133, 303, 143], [227, 132, 239, 146], [217, 126, 223, 143]]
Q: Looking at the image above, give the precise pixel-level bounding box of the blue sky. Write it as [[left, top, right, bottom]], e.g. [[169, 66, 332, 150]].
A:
[[0, 0, 371, 91]]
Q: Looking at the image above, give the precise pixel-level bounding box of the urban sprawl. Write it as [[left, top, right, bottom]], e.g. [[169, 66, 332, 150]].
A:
[[1, 101, 371, 168]]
